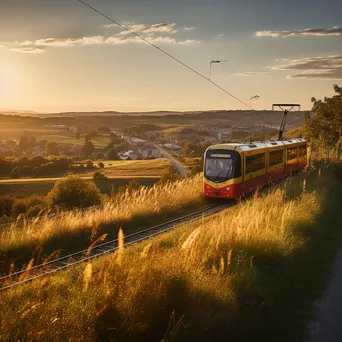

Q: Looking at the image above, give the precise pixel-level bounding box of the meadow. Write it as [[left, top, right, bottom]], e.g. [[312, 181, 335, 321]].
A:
[[1, 162, 342, 341], [0, 174, 206, 274]]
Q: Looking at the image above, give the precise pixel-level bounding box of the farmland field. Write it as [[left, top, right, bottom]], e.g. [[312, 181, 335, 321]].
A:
[[0, 159, 171, 196], [0, 177, 159, 197]]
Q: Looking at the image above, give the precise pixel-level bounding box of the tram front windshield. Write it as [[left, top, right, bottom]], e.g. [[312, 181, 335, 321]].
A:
[[205, 150, 240, 182]]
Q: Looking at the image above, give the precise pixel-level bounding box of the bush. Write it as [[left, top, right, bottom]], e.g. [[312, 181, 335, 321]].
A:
[[11, 200, 27, 217], [47, 175, 102, 210], [11, 167, 21, 179], [93, 172, 108, 180], [86, 160, 94, 169], [191, 165, 202, 175], [126, 180, 140, 193], [96, 153, 105, 160], [26, 204, 46, 218], [157, 166, 183, 185], [0, 195, 15, 217], [98, 162, 105, 168], [25, 195, 47, 209]]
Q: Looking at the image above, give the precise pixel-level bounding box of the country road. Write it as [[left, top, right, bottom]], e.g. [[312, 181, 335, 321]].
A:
[[157, 146, 189, 176]]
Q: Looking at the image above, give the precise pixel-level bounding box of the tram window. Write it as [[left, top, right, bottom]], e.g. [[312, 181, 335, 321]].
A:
[[287, 147, 298, 161], [246, 153, 265, 174], [299, 144, 307, 157], [269, 149, 283, 166]]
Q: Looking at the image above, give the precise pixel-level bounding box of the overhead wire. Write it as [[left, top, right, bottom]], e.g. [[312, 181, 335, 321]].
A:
[[219, 63, 255, 95], [76, 0, 250, 108]]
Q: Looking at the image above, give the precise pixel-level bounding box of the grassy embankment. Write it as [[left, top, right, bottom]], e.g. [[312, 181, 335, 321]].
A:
[[0, 174, 207, 275], [1, 161, 342, 341]]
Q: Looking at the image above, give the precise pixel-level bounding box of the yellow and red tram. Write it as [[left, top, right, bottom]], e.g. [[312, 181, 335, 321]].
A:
[[203, 138, 307, 199]]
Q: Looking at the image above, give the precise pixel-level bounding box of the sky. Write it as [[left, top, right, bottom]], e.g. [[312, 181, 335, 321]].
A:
[[0, 0, 341, 113]]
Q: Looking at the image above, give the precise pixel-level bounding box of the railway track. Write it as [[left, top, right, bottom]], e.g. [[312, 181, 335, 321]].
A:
[[0, 203, 232, 291]]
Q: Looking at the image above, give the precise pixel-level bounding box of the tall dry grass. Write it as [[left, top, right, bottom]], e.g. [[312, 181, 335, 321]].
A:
[[0, 167, 326, 341], [0, 174, 203, 255]]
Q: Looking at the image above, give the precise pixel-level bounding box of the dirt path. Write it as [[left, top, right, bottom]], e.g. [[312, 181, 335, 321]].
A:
[[308, 250, 342, 341]]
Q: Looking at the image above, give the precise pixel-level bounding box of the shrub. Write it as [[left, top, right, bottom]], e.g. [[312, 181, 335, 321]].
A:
[[0, 195, 15, 217], [26, 204, 46, 218], [191, 165, 202, 175], [126, 180, 140, 193], [93, 172, 108, 180], [47, 175, 102, 210], [10, 167, 21, 179], [157, 166, 183, 185], [11, 200, 27, 217], [96, 153, 105, 160], [25, 195, 47, 209], [98, 162, 105, 168], [86, 160, 94, 169]]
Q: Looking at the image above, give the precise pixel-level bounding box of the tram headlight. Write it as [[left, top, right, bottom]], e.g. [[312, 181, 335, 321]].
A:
[[226, 187, 231, 191], [206, 185, 210, 190]]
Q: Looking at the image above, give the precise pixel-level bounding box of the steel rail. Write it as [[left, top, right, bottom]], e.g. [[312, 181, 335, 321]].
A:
[[0, 203, 233, 291]]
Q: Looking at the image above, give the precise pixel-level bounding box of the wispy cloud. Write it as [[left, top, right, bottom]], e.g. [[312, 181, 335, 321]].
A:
[[256, 26, 342, 37], [271, 55, 342, 79], [10, 47, 44, 54], [7, 22, 199, 53], [103, 22, 177, 35], [234, 71, 268, 77], [184, 27, 196, 31]]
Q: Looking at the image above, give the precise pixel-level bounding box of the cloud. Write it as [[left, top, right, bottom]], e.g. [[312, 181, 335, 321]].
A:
[[234, 71, 268, 77], [184, 27, 195, 31], [10, 47, 44, 54], [9, 34, 199, 52], [6, 22, 199, 53], [104, 23, 177, 35], [271, 55, 342, 79], [255, 26, 342, 37]]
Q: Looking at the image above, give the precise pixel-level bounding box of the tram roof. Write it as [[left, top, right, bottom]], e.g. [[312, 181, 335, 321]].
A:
[[207, 138, 306, 152]]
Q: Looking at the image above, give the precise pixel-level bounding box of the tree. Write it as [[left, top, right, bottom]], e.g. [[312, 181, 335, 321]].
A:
[[47, 175, 102, 210], [76, 131, 80, 140], [46, 141, 59, 156], [18, 136, 29, 151], [333, 84, 342, 95], [107, 148, 119, 160], [81, 141, 95, 157], [29, 136, 37, 148], [305, 84, 342, 153]]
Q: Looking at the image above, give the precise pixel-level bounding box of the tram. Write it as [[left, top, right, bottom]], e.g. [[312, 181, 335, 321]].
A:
[[203, 138, 307, 198]]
